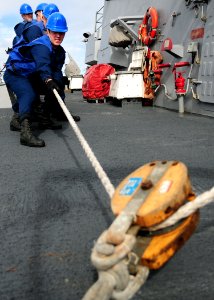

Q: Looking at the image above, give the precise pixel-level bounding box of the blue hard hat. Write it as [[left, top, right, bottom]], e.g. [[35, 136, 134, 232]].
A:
[[20, 3, 33, 14], [35, 3, 48, 13], [43, 3, 59, 19], [46, 12, 68, 32]]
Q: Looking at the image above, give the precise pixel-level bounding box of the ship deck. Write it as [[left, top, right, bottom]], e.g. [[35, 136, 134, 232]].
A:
[[0, 91, 214, 300]]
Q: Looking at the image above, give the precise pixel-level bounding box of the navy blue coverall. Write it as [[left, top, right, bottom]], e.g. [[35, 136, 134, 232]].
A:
[[8, 20, 45, 110], [4, 35, 65, 121]]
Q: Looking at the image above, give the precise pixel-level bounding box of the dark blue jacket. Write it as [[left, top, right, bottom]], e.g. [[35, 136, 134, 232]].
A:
[[6, 35, 66, 83], [13, 20, 44, 46]]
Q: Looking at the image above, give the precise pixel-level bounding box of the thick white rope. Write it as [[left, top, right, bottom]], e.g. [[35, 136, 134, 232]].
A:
[[150, 186, 214, 231], [53, 89, 115, 199]]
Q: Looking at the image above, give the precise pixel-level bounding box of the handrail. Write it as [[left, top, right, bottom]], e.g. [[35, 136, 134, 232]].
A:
[[95, 6, 104, 32]]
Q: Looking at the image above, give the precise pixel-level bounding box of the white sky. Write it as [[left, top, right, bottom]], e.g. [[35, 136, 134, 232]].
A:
[[0, 0, 104, 73]]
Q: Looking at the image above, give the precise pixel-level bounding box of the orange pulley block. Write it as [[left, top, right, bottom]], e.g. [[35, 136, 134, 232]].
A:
[[111, 160, 199, 270]]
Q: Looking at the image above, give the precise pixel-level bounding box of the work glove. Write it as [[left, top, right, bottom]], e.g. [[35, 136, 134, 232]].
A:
[[46, 79, 60, 93]]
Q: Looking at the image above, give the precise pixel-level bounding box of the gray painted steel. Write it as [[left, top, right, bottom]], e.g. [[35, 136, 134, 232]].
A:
[[85, 0, 214, 116], [197, 6, 214, 103]]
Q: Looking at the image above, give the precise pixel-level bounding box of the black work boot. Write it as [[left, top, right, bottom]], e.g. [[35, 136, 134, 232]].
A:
[[38, 114, 62, 130], [55, 112, 80, 122], [10, 113, 21, 131], [34, 104, 62, 130], [20, 118, 45, 147]]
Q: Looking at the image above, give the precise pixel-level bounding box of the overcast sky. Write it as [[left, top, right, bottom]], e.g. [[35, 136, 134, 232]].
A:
[[0, 0, 104, 73]]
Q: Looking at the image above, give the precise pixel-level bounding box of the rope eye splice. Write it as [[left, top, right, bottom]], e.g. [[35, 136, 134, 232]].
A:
[[138, 7, 159, 46], [83, 160, 201, 300]]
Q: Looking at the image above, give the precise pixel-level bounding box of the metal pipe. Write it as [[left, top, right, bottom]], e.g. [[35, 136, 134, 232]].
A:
[[178, 95, 184, 113]]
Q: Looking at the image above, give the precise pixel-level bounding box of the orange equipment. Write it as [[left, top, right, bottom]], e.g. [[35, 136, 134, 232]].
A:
[[111, 160, 199, 269], [143, 50, 163, 100], [138, 7, 158, 46], [149, 63, 171, 89]]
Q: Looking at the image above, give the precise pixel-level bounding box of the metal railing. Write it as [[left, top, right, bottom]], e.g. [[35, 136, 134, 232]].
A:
[[95, 6, 104, 32]]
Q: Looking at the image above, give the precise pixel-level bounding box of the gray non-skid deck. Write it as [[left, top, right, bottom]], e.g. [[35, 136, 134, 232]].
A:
[[0, 91, 214, 300]]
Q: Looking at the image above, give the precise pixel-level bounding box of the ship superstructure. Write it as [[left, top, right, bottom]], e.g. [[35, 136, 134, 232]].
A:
[[84, 0, 214, 117]]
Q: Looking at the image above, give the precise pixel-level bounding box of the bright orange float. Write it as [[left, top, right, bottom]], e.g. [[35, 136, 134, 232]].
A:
[[138, 7, 158, 45]]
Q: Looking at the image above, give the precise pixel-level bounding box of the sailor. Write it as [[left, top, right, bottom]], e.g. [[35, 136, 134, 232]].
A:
[[42, 3, 60, 27], [13, 3, 59, 45], [8, 4, 64, 131], [40, 3, 78, 121], [4, 12, 80, 148], [35, 3, 48, 22], [7, 4, 37, 132], [13, 3, 48, 47], [33, 3, 48, 34], [13, 3, 34, 46], [8, 4, 46, 131]]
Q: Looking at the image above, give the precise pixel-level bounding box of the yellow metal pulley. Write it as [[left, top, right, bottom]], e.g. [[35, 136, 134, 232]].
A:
[[111, 160, 199, 269]]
